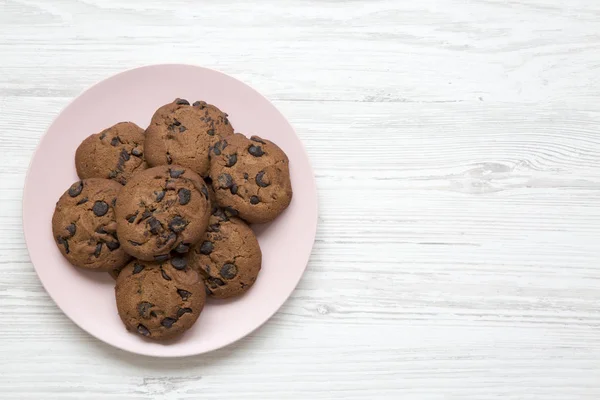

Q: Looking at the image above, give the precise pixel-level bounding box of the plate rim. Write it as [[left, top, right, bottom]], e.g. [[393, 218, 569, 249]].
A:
[[22, 63, 318, 358]]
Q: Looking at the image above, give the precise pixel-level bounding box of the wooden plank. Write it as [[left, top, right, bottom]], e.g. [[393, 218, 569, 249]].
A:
[[1, 0, 600, 398]]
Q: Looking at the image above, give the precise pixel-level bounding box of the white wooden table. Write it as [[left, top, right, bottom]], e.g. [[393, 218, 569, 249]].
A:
[[2, 0, 600, 398]]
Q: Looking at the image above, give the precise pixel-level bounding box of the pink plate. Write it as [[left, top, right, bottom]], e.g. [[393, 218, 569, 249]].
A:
[[23, 64, 318, 357]]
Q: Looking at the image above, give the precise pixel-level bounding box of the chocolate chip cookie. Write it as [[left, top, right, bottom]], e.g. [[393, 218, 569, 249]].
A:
[[144, 98, 234, 177], [75, 122, 147, 185], [115, 259, 206, 341], [189, 209, 262, 299], [208, 133, 293, 223], [115, 165, 211, 261], [52, 179, 130, 271]]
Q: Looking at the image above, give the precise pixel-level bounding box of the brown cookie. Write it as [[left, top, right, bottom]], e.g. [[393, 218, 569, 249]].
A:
[[115, 259, 206, 341], [75, 122, 147, 185], [144, 98, 234, 177], [52, 179, 130, 271], [208, 133, 293, 223], [189, 209, 262, 299], [115, 165, 211, 261]]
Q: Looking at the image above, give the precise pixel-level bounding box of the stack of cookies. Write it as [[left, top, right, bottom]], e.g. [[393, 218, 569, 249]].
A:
[[52, 98, 293, 341]]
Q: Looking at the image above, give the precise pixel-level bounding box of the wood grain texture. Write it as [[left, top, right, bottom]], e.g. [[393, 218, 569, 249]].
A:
[[2, 0, 600, 398]]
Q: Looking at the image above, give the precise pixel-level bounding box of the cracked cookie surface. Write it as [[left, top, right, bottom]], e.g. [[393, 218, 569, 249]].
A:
[[115, 165, 211, 261], [52, 178, 130, 271], [115, 259, 206, 341], [189, 208, 262, 299], [208, 133, 292, 223], [75, 122, 147, 185], [144, 98, 234, 177]]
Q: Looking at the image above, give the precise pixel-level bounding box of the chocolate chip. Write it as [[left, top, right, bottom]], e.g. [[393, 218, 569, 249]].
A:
[[126, 212, 138, 223], [175, 99, 190, 105], [248, 144, 264, 157], [217, 173, 233, 189], [161, 317, 177, 328], [137, 302, 154, 318], [110, 137, 120, 146], [76, 197, 88, 205], [99, 131, 107, 140], [129, 240, 142, 247], [170, 169, 185, 178], [161, 268, 172, 280], [251, 136, 266, 144], [226, 154, 237, 167], [133, 262, 145, 274], [155, 190, 166, 202], [178, 188, 191, 205], [220, 263, 238, 279], [193, 100, 206, 108], [169, 216, 187, 233], [57, 236, 70, 254], [158, 231, 177, 248], [256, 171, 270, 187], [224, 118, 229, 125], [200, 185, 209, 199], [179, 126, 187, 133], [207, 128, 215, 136], [230, 184, 238, 195], [171, 257, 187, 270], [68, 181, 83, 197], [132, 147, 143, 157], [66, 223, 76, 237], [208, 223, 220, 232], [92, 201, 109, 217], [177, 308, 192, 318], [137, 324, 150, 336], [93, 242, 102, 257], [173, 119, 181, 126], [112, 198, 117, 207], [106, 241, 120, 251], [206, 277, 225, 287], [223, 206, 239, 217], [177, 289, 191, 301], [155, 254, 170, 262], [140, 210, 152, 221], [199, 241, 213, 255], [109, 170, 118, 179], [60, 239, 71, 254], [166, 153, 173, 164], [250, 195, 260, 205], [244, 173, 249, 180], [174, 242, 190, 254], [147, 217, 162, 235], [120, 149, 130, 161], [212, 208, 229, 221]]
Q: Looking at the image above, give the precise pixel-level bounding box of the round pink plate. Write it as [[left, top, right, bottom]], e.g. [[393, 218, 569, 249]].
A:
[[23, 64, 318, 357]]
